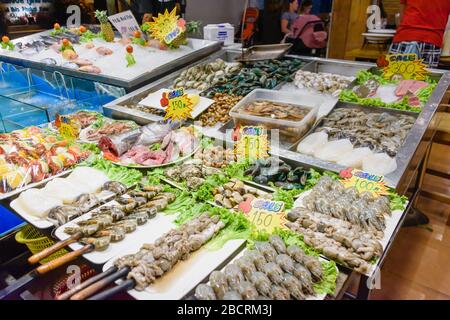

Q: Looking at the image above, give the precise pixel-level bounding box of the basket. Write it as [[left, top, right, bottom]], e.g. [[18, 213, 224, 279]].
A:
[[15, 225, 68, 264]]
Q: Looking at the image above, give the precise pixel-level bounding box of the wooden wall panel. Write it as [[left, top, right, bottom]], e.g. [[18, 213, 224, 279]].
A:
[[327, 0, 351, 59], [382, 0, 401, 25]]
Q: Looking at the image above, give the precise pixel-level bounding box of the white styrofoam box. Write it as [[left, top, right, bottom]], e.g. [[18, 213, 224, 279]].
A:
[[204, 23, 235, 46]]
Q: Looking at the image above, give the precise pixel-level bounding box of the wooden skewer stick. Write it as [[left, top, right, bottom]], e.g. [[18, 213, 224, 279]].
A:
[[56, 266, 118, 300], [28, 232, 82, 265], [88, 279, 135, 301], [70, 267, 130, 300], [36, 244, 93, 275]]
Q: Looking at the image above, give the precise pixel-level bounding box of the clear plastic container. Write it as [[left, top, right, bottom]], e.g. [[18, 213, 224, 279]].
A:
[[229, 89, 320, 142]]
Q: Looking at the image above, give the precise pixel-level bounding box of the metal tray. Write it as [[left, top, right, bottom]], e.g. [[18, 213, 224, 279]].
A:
[[103, 49, 242, 125], [236, 44, 293, 62], [289, 102, 419, 152]]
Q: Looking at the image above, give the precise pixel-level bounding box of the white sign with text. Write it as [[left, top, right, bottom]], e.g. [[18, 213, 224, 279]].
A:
[[108, 10, 140, 37]]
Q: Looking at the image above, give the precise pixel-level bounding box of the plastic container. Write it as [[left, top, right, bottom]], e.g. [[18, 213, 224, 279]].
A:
[[229, 89, 320, 142], [15, 225, 68, 264]]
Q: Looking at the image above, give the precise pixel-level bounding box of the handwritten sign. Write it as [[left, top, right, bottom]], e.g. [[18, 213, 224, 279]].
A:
[[234, 126, 269, 161], [240, 198, 288, 233], [162, 88, 193, 122], [383, 53, 427, 81], [56, 115, 79, 141], [108, 10, 140, 38], [339, 168, 388, 197]]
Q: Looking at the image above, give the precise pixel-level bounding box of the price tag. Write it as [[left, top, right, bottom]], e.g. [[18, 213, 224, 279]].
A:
[[145, 8, 185, 44], [162, 88, 193, 121], [382, 53, 427, 81], [108, 10, 140, 38], [239, 197, 288, 233], [56, 115, 79, 141], [339, 168, 388, 197], [234, 126, 269, 161]]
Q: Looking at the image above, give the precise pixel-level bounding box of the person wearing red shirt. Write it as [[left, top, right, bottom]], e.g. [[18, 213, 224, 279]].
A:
[[388, 0, 450, 68]]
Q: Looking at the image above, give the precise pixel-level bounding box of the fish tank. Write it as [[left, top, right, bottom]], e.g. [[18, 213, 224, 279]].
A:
[[0, 206, 25, 238], [0, 67, 125, 131]]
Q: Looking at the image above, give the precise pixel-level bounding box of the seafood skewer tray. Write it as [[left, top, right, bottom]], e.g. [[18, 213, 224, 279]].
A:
[[0, 28, 222, 91], [192, 235, 333, 300], [9, 168, 125, 230], [91, 214, 246, 300], [287, 176, 408, 277], [53, 187, 175, 265]]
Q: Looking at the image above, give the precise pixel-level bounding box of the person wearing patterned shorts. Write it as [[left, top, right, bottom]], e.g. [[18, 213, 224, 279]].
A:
[[388, 0, 450, 69]]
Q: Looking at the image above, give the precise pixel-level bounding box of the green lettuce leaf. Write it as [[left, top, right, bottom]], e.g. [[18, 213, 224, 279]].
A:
[[313, 260, 338, 295]]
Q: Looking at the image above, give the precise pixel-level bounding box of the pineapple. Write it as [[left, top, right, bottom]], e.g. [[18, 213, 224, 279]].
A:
[[95, 10, 115, 42]]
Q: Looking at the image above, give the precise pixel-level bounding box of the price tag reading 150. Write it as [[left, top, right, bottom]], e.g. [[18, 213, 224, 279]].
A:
[[163, 88, 193, 121], [242, 198, 287, 233]]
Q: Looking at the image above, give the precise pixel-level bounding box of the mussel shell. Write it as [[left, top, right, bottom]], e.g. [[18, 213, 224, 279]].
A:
[[253, 175, 268, 185]]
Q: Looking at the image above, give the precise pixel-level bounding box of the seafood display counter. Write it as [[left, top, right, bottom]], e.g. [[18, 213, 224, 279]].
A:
[[1, 52, 449, 302], [270, 61, 450, 191], [104, 54, 450, 189], [0, 29, 222, 91]]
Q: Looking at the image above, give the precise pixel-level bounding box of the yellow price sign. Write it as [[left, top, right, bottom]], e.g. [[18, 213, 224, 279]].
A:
[[146, 8, 185, 44], [383, 53, 427, 81], [240, 198, 288, 234], [162, 88, 193, 122], [57, 115, 79, 141], [234, 126, 270, 161], [339, 168, 388, 198]]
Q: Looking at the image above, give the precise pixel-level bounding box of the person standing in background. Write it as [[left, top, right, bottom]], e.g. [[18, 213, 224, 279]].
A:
[[281, 0, 299, 38], [120, 0, 153, 23], [299, 0, 312, 16], [389, 0, 450, 68], [249, 0, 265, 43]]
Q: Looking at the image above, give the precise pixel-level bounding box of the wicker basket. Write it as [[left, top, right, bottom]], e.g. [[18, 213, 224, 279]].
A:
[[15, 225, 68, 264]]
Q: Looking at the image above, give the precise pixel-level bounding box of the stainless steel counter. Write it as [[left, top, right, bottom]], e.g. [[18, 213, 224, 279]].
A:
[[0, 30, 222, 92]]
